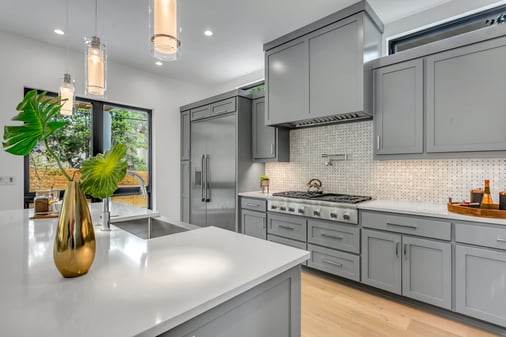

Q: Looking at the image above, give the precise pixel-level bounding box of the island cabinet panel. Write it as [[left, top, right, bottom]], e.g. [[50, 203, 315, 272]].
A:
[[180, 161, 190, 223], [426, 37, 506, 153], [308, 16, 363, 118], [265, 39, 308, 125], [374, 59, 423, 155], [242, 209, 266, 240], [455, 245, 506, 327], [180, 110, 191, 160], [161, 266, 302, 337]]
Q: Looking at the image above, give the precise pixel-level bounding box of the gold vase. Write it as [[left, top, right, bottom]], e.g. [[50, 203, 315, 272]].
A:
[[53, 181, 96, 278]]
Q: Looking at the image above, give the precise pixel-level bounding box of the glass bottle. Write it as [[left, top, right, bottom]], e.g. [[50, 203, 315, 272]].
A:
[[480, 180, 494, 209]]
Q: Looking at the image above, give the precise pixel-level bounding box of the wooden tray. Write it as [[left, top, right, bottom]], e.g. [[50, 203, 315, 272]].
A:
[[447, 202, 506, 219]]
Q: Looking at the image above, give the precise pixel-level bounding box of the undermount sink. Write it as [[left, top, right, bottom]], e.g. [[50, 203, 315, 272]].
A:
[[112, 216, 193, 239]]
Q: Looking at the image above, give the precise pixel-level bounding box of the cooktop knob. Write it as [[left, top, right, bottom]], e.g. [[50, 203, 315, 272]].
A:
[[313, 209, 321, 217], [288, 206, 295, 212], [280, 206, 286, 211], [271, 204, 278, 209], [343, 213, 351, 220], [330, 212, 338, 219], [298, 207, 305, 215]]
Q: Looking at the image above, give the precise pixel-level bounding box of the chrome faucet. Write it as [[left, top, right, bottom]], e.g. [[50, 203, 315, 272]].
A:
[[101, 170, 148, 231]]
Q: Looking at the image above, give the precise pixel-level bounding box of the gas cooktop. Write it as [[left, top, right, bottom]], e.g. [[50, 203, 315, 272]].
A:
[[272, 191, 371, 204]]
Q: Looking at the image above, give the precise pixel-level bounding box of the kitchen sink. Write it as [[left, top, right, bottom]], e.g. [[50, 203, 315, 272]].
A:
[[112, 216, 194, 239]]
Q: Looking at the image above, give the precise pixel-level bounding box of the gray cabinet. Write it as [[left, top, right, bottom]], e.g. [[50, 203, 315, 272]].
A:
[[180, 110, 191, 160], [362, 229, 451, 309], [267, 213, 307, 242], [242, 209, 266, 240], [264, 5, 382, 127], [455, 245, 506, 327], [374, 59, 423, 155], [180, 161, 190, 222], [426, 37, 506, 153], [252, 96, 289, 162]]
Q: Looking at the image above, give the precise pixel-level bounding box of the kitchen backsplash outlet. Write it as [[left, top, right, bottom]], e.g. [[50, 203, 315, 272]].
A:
[[265, 121, 506, 204]]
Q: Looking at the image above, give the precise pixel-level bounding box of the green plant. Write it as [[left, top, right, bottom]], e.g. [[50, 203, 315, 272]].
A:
[[2, 90, 127, 199], [260, 175, 269, 181]]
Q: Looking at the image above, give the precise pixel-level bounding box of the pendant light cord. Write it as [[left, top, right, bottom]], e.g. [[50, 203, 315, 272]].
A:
[[65, 0, 69, 73], [94, 0, 98, 36]]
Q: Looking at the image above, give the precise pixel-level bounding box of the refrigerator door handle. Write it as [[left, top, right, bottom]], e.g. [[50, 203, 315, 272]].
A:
[[201, 154, 205, 202], [205, 154, 210, 202]]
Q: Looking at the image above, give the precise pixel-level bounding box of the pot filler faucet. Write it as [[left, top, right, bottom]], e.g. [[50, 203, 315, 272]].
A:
[[101, 170, 147, 231]]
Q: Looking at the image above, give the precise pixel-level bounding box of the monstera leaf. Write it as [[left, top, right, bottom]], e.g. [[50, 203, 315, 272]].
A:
[[80, 144, 128, 199], [3, 90, 69, 156]]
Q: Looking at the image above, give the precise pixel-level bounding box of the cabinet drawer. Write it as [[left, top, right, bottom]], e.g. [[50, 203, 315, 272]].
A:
[[211, 97, 236, 115], [267, 213, 307, 242], [308, 219, 359, 254], [241, 197, 266, 212], [361, 211, 450, 240], [190, 105, 211, 120], [456, 222, 506, 250], [308, 244, 360, 281], [268, 234, 307, 266]]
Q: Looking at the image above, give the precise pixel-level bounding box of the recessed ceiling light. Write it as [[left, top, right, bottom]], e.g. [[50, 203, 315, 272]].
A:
[[204, 30, 213, 37], [155, 61, 163, 66], [54, 29, 65, 35]]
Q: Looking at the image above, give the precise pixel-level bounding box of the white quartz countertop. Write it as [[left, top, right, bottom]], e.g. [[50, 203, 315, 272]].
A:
[[0, 205, 309, 337], [238, 191, 274, 199]]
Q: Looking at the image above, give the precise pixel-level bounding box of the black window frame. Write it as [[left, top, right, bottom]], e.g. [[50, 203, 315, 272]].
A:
[[389, 4, 506, 55], [23, 87, 153, 209]]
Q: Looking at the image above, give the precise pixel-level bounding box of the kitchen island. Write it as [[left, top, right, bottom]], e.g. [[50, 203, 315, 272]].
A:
[[0, 204, 309, 336]]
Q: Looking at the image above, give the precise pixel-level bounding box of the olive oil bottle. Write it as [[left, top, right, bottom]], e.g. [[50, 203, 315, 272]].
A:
[[480, 180, 494, 209]]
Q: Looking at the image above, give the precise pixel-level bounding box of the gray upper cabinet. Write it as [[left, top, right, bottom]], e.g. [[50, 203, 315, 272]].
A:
[[264, 2, 383, 127], [266, 39, 308, 125], [308, 17, 363, 118], [426, 37, 506, 153], [180, 110, 190, 160], [252, 96, 289, 162], [374, 59, 423, 155]]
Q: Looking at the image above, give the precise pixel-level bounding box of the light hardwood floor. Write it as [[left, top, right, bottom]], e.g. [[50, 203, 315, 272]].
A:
[[301, 270, 501, 337]]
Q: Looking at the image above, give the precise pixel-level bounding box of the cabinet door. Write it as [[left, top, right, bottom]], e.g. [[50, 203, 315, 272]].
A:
[[252, 97, 276, 160], [180, 110, 191, 160], [426, 37, 506, 153], [308, 15, 363, 118], [242, 209, 267, 240], [374, 59, 423, 155], [180, 161, 190, 222], [266, 39, 308, 125], [362, 229, 402, 294], [455, 245, 506, 326], [402, 236, 451, 309]]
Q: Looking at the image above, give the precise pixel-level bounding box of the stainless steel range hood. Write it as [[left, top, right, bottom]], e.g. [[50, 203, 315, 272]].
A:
[[280, 111, 372, 129]]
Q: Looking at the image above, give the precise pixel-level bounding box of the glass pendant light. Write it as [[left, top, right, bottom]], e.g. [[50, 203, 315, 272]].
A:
[[59, 0, 75, 115], [85, 0, 106, 96], [150, 0, 181, 61]]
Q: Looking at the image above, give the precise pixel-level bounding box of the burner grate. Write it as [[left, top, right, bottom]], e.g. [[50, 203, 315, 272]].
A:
[[272, 191, 371, 204]]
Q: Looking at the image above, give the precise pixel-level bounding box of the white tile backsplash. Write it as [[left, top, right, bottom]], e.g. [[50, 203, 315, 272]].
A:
[[265, 121, 506, 203]]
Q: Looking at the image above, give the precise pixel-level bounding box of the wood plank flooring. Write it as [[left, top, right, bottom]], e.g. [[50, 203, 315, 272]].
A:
[[301, 270, 501, 337]]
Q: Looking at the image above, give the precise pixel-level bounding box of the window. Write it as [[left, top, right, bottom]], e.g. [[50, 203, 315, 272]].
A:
[[24, 88, 152, 209], [389, 4, 506, 55]]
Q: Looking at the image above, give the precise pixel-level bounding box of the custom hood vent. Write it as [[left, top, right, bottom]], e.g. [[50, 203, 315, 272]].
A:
[[286, 111, 372, 129]]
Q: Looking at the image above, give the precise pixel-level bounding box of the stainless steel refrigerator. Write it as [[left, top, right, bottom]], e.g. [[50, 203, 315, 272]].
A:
[[191, 113, 237, 231]]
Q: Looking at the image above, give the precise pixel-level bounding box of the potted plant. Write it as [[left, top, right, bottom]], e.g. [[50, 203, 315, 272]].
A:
[[260, 175, 270, 194], [2, 89, 128, 278]]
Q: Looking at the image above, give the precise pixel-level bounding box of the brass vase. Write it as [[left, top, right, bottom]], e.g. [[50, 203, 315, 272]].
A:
[[53, 181, 96, 278]]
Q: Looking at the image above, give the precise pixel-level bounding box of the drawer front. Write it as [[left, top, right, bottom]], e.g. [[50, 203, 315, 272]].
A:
[[241, 197, 267, 212], [308, 219, 360, 254], [268, 234, 307, 266], [267, 213, 307, 242], [211, 97, 236, 115], [361, 211, 450, 240], [308, 244, 360, 281], [190, 105, 211, 120], [456, 222, 506, 250]]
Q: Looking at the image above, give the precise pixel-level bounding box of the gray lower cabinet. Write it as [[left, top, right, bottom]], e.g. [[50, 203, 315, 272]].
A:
[[180, 110, 191, 160], [374, 59, 423, 155], [362, 229, 451, 309], [267, 213, 307, 242], [161, 266, 301, 337], [180, 161, 190, 223], [426, 36, 506, 153], [455, 245, 506, 327], [242, 209, 266, 240], [308, 244, 360, 281], [252, 96, 289, 162]]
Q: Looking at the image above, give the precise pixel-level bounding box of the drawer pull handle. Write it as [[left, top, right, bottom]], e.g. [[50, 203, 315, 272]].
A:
[[497, 238, 506, 243], [395, 242, 400, 258], [404, 243, 409, 260], [386, 222, 417, 229], [213, 109, 227, 114], [322, 259, 342, 267], [278, 225, 295, 231], [246, 203, 260, 208], [321, 233, 343, 240]]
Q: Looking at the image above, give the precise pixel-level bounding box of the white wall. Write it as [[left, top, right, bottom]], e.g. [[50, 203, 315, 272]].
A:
[[0, 30, 210, 217], [210, 69, 264, 94]]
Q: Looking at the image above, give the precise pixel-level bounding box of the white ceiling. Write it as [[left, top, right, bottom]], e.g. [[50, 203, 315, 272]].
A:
[[0, 0, 453, 87]]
